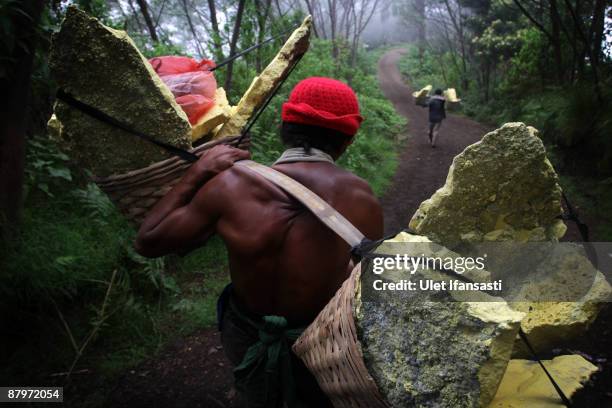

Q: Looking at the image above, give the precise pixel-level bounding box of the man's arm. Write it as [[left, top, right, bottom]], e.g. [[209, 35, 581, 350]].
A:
[[134, 145, 250, 258]]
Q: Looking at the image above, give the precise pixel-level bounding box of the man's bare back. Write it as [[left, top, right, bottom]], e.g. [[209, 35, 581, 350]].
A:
[[135, 145, 383, 324]]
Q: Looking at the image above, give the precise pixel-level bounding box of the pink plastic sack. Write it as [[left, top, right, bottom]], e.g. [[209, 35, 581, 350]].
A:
[[149, 56, 217, 124]]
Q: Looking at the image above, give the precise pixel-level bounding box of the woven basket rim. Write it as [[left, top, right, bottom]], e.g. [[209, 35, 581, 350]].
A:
[[93, 135, 243, 184], [293, 264, 389, 408]]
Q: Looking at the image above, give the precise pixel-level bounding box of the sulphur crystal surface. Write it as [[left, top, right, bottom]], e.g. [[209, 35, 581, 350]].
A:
[[488, 355, 598, 407], [412, 84, 432, 106], [409, 122, 565, 246], [444, 88, 461, 110], [356, 232, 524, 407], [191, 87, 232, 142], [49, 6, 192, 177], [407, 122, 611, 358]]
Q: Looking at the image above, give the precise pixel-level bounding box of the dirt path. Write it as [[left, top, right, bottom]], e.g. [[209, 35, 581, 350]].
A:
[[378, 48, 492, 234], [104, 329, 238, 408]]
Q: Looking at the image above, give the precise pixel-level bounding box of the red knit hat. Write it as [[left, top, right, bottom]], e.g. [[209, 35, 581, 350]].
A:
[[281, 77, 363, 136]]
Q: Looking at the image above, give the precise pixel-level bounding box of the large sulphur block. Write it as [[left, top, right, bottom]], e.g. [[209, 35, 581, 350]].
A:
[[191, 87, 232, 142], [408, 122, 611, 356], [409, 122, 566, 247], [49, 6, 192, 177], [356, 232, 524, 407], [412, 84, 432, 106], [444, 88, 460, 102], [214, 16, 312, 139], [444, 88, 461, 110], [509, 250, 611, 357], [488, 355, 598, 407]]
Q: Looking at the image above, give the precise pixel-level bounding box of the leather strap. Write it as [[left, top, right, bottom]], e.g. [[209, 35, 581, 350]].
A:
[[234, 160, 365, 247]]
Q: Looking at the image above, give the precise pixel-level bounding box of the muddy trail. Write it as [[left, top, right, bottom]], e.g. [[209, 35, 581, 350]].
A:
[[96, 49, 607, 407], [377, 48, 491, 233]]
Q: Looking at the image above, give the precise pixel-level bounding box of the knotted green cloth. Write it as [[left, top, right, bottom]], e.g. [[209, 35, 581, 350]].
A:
[[231, 302, 307, 408]]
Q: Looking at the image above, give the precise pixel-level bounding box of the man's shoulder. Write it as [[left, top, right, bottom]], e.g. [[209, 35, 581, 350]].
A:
[[279, 162, 375, 198], [203, 163, 281, 197], [330, 167, 383, 239], [192, 163, 281, 211], [204, 160, 382, 238], [203, 160, 376, 206], [335, 167, 375, 196]]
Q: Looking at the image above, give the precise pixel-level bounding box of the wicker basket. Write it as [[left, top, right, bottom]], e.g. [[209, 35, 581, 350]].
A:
[[93, 135, 249, 225], [292, 264, 389, 408]]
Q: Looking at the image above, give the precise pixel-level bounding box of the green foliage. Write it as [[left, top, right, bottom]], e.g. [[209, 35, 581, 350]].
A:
[[556, 173, 612, 241], [501, 28, 546, 92], [24, 137, 73, 198], [140, 41, 189, 59], [399, 38, 612, 174], [397, 46, 449, 91], [75, 0, 109, 20], [0, 138, 229, 386], [473, 20, 525, 62]]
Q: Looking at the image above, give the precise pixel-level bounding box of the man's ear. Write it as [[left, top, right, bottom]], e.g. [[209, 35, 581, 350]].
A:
[[340, 138, 354, 155], [334, 137, 355, 160]]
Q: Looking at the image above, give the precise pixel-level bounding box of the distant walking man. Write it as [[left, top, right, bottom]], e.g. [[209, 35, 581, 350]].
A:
[[426, 88, 446, 147]]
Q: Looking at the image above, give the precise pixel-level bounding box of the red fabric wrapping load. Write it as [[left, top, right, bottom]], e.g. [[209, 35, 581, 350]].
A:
[[149, 56, 217, 124]]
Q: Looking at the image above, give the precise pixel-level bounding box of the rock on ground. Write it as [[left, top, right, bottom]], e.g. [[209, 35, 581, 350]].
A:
[[409, 122, 566, 247], [49, 6, 192, 177], [356, 232, 524, 407], [488, 355, 598, 407]]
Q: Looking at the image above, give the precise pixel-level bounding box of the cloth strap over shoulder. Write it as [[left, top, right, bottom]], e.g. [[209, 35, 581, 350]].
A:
[[234, 160, 366, 248]]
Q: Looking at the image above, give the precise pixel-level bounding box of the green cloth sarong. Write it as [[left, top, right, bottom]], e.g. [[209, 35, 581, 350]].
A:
[[232, 307, 305, 408], [219, 288, 332, 408], [220, 292, 330, 408]]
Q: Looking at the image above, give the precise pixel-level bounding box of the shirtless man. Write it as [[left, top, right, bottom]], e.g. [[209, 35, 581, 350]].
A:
[[135, 77, 384, 407]]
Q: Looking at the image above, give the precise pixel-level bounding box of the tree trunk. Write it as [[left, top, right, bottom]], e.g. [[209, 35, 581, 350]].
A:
[[224, 0, 247, 98], [254, 0, 273, 72], [126, 0, 147, 34], [561, 0, 603, 100], [182, 0, 205, 57], [549, 0, 564, 83], [135, 0, 158, 42], [304, 0, 321, 37], [589, 0, 606, 72], [207, 0, 224, 62], [415, 0, 426, 67], [0, 0, 45, 237], [328, 0, 339, 60]]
